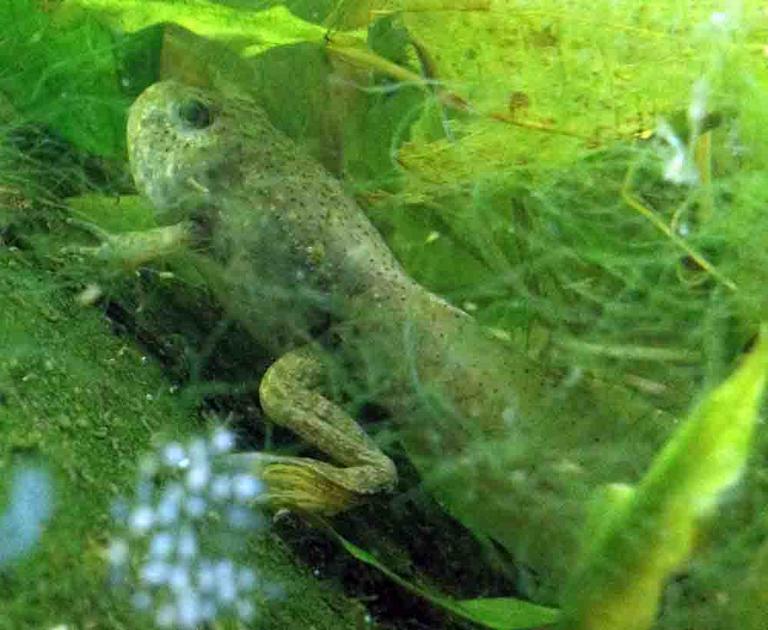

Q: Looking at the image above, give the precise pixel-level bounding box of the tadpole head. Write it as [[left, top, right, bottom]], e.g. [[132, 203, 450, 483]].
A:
[[127, 81, 242, 223]]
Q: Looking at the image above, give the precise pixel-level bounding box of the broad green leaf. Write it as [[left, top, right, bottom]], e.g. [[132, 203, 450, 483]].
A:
[[62, 0, 434, 94], [63, 0, 347, 57], [561, 326, 768, 630], [329, 525, 560, 629]]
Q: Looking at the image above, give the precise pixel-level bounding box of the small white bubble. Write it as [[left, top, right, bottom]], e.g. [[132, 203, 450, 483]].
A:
[[155, 603, 176, 628], [157, 484, 184, 525], [138, 454, 158, 478], [232, 474, 263, 501], [131, 590, 152, 611], [110, 498, 130, 525], [168, 564, 191, 592], [107, 538, 129, 567], [176, 591, 201, 628], [177, 527, 198, 560], [136, 479, 153, 504], [129, 505, 154, 534], [237, 567, 258, 591], [209, 474, 231, 501], [196, 560, 217, 593], [162, 442, 186, 467], [710, 11, 728, 26], [210, 428, 235, 453], [149, 531, 175, 559], [501, 403, 518, 427], [226, 505, 259, 529], [218, 580, 237, 604], [263, 582, 285, 600], [215, 560, 237, 603], [236, 598, 256, 621], [199, 597, 217, 621], [156, 503, 179, 526], [215, 559, 235, 580], [140, 560, 169, 586], [186, 463, 210, 493], [184, 495, 207, 519], [189, 438, 209, 465]]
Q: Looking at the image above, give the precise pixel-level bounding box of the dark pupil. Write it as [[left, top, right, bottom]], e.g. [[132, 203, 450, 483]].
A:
[[177, 99, 212, 129]]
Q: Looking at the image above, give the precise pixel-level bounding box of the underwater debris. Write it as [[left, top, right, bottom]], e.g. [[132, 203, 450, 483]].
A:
[[108, 426, 274, 629], [657, 80, 710, 186], [657, 118, 698, 186]]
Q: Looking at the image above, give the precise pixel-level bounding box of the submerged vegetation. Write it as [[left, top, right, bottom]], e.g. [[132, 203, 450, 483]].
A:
[[1, 0, 768, 628]]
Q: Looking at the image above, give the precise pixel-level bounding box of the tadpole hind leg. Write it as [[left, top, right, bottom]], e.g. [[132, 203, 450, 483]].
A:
[[238, 345, 397, 515]]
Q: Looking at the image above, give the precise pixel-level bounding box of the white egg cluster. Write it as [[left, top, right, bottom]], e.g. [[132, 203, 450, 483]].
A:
[[108, 427, 269, 628]]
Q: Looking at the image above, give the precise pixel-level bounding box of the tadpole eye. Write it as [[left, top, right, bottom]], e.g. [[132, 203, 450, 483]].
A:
[[176, 98, 213, 129]]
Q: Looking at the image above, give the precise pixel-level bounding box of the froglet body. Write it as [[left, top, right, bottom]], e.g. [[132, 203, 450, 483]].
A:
[[121, 80, 668, 602]]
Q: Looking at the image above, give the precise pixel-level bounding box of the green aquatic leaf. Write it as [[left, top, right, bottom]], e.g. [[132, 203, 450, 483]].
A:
[[329, 525, 560, 629], [64, 0, 341, 56], [455, 597, 560, 629], [62, 0, 432, 93], [561, 326, 768, 630]]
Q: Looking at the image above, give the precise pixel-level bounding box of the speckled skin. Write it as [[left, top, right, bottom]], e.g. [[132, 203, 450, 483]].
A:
[[124, 81, 668, 602]]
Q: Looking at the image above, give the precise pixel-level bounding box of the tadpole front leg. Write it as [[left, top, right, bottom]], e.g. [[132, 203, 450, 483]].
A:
[[64, 218, 195, 269]]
